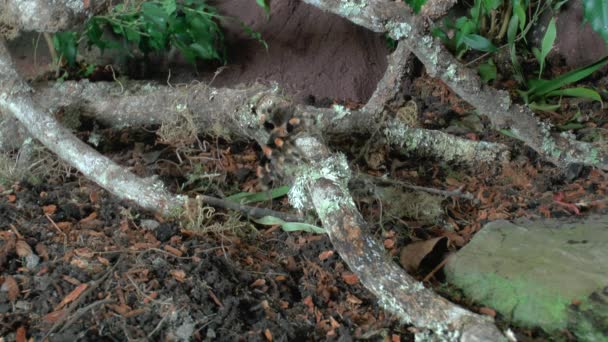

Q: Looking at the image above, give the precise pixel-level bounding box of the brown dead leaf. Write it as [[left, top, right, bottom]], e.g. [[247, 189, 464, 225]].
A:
[[54, 283, 88, 311], [62, 275, 81, 286], [346, 293, 362, 305], [341, 273, 359, 285], [42, 204, 57, 215], [80, 212, 98, 223], [7, 194, 16, 203], [74, 248, 94, 259], [251, 279, 266, 288], [170, 269, 187, 282], [43, 309, 66, 323], [318, 250, 334, 261], [264, 328, 273, 342], [15, 326, 26, 342], [15, 240, 33, 257], [383, 239, 395, 249], [2, 275, 19, 301], [399, 237, 448, 273], [35, 243, 49, 261], [163, 245, 183, 257], [479, 307, 496, 317]]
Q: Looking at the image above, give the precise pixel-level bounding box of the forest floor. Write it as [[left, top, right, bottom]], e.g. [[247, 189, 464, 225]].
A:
[[1, 68, 608, 341]]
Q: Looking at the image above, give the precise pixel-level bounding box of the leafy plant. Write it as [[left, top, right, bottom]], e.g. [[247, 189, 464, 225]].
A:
[[404, 0, 428, 13], [519, 56, 608, 108], [53, 0, 266, 68], [532, 17, 556, 78], [582, 0, 608, 45], [432, 0, 501, 58]]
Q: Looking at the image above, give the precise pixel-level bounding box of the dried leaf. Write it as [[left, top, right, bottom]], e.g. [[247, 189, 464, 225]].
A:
[[399, 237, 448, 273], [2, 275, 19, 301], [54, 283, 88, 311], [163, 245, 183, 257], [318, 250, 334, 261], [35, 243, 49, 261], [250, 279, 266, 288], [170, 269, 187, 282], [15, 326, 27, 342], [341, 273, 359, 285], [43, 309, 66, 323], [15, 240, 33, 257], [264, 328, 273, 342], [42, 204, 57, 215]]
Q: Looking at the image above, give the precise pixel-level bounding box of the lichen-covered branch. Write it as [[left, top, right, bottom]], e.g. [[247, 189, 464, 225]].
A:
[[19, 80, 506, 165], [302, 0, 608, 170], [286, 135, 506, 341], [0, 41, 302, 222], [362, 40, 412, 115]]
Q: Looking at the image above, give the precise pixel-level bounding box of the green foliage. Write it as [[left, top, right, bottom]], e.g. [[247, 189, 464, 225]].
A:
[[532, 17, 556, 78], [254, 216, 326, 234], [404, 0, 427, 13], [432, 0, 500, 58], [53, 0, 266, 68], [519, 56, 608, 108], [478, 58, 497, 82], [52, 31, 78, 67], [582, 0, 608, 45], [85, 0, 226, 64]]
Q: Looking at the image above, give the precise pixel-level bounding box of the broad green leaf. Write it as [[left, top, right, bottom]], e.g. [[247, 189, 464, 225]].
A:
[[161, 0, 177, 15], [53, 31, 78, 66], [478, 58, 497, 82], [536, 17, 557, 77], [546, 87, 603, 102], [254, 216, 326, 234], [463, 34, 497, 52], [405, 0, 427, 13], [226, 185, 290, 204], [582, 0, 608, 45], [524, 56, 608, 100], [483, 0, 501, 11]]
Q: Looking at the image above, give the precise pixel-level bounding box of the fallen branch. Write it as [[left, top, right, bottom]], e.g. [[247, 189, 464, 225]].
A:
[[286, 135, 506, 340], [302, 0, 608, 170], [15, 80, 507, 165], [0, 42, 301, 222]]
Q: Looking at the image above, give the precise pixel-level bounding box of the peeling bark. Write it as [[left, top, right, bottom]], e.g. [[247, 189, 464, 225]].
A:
[[302, 0, 608, 170]]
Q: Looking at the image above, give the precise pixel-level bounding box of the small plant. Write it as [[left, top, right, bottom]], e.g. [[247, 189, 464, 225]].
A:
[[53, 0, 266, 69], [519, 56, 608, 110], [432, 0, 502, 58]]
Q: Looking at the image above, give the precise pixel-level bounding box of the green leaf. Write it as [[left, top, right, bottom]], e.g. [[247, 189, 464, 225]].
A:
[[161, 0, 177, 15], [463, 34, 497, 52], [546, 87, 603, 103], [253, 216, 326, 234], [513, 0, 526, 31], [405, 0, 427, 13], [536, 17, 557, 77], [478, 58, 497, 82], [582, 0, 608, 45], [226, 186, 290, 204], [523, 56, 608, 101], [52, 31, 78, 67], [256, 0, 271, 16], [483, 0, 501, 11], [528, 101, 561, 111]]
